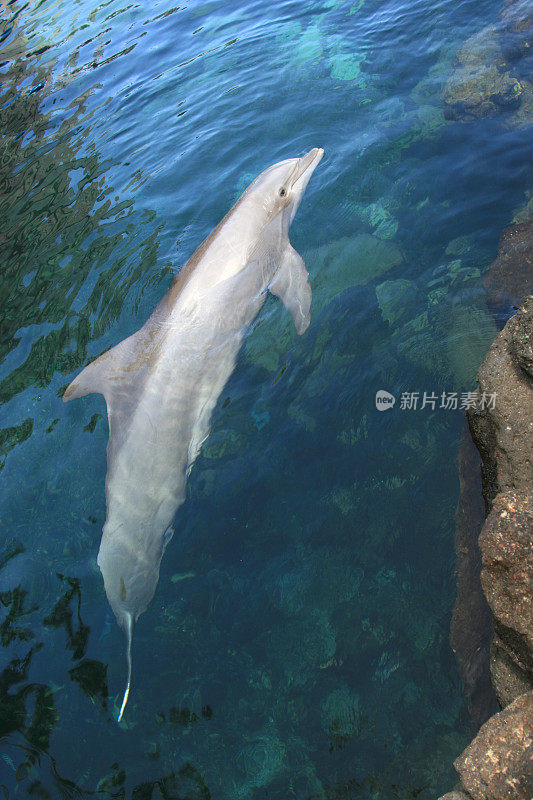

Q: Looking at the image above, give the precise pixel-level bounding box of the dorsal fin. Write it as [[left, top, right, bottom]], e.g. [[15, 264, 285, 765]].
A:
[[63, 324, 155, 404], [62, 322, 166, 453], [63, 350, 113, 402]]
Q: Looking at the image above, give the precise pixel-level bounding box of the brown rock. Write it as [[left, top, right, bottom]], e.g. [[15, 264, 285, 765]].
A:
[[480, 492, 533, 658], [467, 299, 533, 708], [491, 640, 533, 709], [438, 789, 472, 800], [444, 29, 533, 794], [467, 297, 533, 511], [479, 491, 533, 705], [454, 691, 533, 800], [482, 222, 533, 311], [509, 307, 533, 379]]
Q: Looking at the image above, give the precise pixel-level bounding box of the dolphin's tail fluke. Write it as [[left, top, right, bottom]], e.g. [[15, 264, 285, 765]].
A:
[[118, 613, 133, 722]]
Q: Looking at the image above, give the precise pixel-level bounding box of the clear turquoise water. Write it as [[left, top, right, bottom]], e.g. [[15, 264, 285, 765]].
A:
[[0, 0, 531, 797]]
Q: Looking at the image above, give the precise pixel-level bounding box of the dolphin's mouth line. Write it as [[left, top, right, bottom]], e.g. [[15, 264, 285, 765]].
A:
[[290, 147, 324, 190]]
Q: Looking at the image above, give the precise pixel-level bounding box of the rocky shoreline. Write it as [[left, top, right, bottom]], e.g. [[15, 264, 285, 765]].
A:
[[439, 1, 532, 791], [440, 285, 532, 796]]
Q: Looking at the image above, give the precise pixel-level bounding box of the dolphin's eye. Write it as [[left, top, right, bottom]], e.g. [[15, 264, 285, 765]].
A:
[[279, 187, 287, 197]]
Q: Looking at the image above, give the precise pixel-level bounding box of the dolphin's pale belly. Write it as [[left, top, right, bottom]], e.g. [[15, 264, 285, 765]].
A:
[[104, 281, 266, 554], [99, 330, 244, 624]]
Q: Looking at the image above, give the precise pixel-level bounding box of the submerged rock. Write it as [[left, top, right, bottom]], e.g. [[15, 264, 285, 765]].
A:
[[482, 220, 533, 312], [321, 686, 361, 750], [511, 192, 533, 225], [270, 608, 337, 683], [442, 26, 522, 121], [442, 14, 531, 123], [367, 202, 399, 239], [375, 279, 420, 327], [329, 50, 365, 84], [291, 21, 323, 68], [236, 726, 287, 797], [443, 63, 521, 121], [202, 427, 244, 460], [391, 309, 442, 375], [313, 235, 404, 309], [343, 199, 399, 239], [411, 47, 457, 106], [507, 78, 533, 128], [440, 790, 471, 800], [446, 236, 474, 257], [454, 25, 503, 67], [500, 0, 533, 63]]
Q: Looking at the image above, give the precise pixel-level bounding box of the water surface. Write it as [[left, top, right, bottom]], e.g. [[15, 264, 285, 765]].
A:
[[1, 0, 531, 797]]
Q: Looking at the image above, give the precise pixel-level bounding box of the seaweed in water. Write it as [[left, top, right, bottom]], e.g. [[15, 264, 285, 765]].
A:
[[130, 763, 212, 800], [82, 413, 102, 434], [68, 658, 108, 711], [0, 647, 58, 783], [1, 586, 36, 645], [43, 574, 89, 661], [0, 418, 33, 470], [0, 7, 170, 423]]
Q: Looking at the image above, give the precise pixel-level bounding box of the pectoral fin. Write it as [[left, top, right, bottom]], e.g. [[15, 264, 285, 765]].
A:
[[269, 246, 312, 335]]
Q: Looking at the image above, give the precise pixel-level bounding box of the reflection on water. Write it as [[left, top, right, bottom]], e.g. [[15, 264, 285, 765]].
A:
[[0, 0, 531, 797], [0, 43, 168, 409]]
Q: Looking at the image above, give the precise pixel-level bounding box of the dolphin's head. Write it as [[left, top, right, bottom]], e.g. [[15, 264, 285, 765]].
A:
[[245, 147, 324, 230]]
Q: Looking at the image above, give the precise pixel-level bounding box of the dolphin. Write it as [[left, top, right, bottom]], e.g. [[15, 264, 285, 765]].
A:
[[63, 147, 324, 720]]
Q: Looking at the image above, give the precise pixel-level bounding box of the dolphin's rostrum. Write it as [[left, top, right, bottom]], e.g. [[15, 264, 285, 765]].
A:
[[63, 147, 324, 720]]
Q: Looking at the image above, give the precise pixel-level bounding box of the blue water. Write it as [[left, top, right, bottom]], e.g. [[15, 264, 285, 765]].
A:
[[1, 0, 531, 797]]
